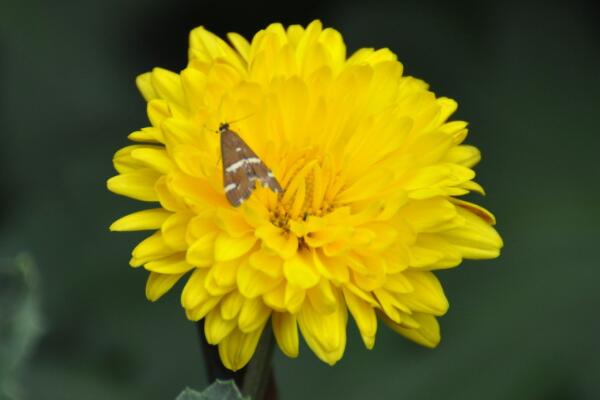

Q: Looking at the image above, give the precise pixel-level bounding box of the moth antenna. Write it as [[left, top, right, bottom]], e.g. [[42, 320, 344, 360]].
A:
[[226, 112, 256, 125], [201, 123, 219, 134]]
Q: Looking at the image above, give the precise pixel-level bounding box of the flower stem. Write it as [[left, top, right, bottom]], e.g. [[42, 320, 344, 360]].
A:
[[242, 324, 277, 400]]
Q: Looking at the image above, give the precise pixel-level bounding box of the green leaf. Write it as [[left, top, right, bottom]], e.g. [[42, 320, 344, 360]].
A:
[[175, 388, 205, 400], [0, 254, 43, 399], [175, 380, 249, 400]]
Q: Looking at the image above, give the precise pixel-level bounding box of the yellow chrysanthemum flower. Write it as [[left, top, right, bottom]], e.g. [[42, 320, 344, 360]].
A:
[[107, 20, 503, 370]]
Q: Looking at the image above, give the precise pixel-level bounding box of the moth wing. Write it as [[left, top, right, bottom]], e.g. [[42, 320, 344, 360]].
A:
[[231, 132, 282, 193], [221, 129, 244, 175], [223, 129, 263, 206], [250, 162, 282, 193], [224, 168, 253, 207], [226, 130, 281, 193], [220, 127, 282, 206]]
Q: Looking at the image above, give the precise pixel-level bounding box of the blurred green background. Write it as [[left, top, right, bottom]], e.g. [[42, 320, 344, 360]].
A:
[[1, 0, 599, 399]]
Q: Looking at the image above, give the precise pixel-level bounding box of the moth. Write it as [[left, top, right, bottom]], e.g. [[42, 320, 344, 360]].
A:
[[218, 122, 282, 206]]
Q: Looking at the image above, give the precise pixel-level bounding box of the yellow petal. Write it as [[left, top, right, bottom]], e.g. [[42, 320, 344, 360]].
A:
[[396, 271, 448, 316], [272, 312, 299, 357], [131, 231, 174, 265], [107, 170, 160, 202], [262, 284, 286, 312], [399, 198, 458, 233], [318, 28, 345, 71], [146, 99, 171, 128], [169, 173, 228, 209], [335, 167, 393, 204], [185, 296, 221, 321], [283, 284, 306, 314], [227, 32, 251, 61], [405, 164, 475, 199], [383, 272, 413, 293], [283, 250, 320, 289], [312, 251, 349, 284], [161, 213, 191, 250], [155, 176, 188, 212], [189, 26, 245, 72], [186, 213, 218, 241], [181, 268, 210, 309], [406, 131, 453, 166], [112, 145, 149, 174], [110, 209, 171, 231], [451, 198, 496, 225], [248, 248, 283, 278], [344, 282, 378, 307], [297, 293, 347, 365], [304, 225, 346, 248], [180, 68, 208, 112], [383, 244, 411, 273], [238, 297, 271, 333], [172, 144, 213, 178], [216, 208, 253, 237], [322, 239, 350, 257], [214, 232, 257, 262], [373, 288, 409, 323], [306, 279, 337, 315], [286, 24, 304, 45], [205, 308, 237, 345], [150, 67, 185, 106], [412, 234, 462, 269], [220, 291, 244, 320], [145, 254, 193, 274], [128, 127, 161, 143], [442, 207, 503, 259], [409, 244, 445, 268], [237, 262, 282, 298], [145, 271, 184, 301], [186, 232, 217, 267], [255, 224, 298, 259], [361, 223, 397, 251], [218, 326, 265, 371], [136, 72, 158, 101], [295, 20, 323, 68], [445, 145, 481, 167], [384, 312, 441, 348], [459, 180, 486, 195], [205, 261, 239, 295], [161, 117, 204, 147], [343, 288, 376, 349], [347, 254, 386, 291], [130, 147, 174, 174], [241, 201, 271, 228]]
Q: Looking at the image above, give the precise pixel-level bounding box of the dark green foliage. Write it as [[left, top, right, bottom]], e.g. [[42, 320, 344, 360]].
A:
[[0, 255, 42, 400]]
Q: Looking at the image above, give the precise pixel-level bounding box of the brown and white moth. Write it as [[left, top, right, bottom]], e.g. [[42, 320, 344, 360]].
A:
[[218, 122, 282, 207]]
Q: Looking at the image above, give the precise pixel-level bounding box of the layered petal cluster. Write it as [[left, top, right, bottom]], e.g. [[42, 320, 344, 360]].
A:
[[108, 20, 502, 370]]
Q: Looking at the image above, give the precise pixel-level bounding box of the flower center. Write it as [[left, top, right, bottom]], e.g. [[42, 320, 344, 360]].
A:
[[269, 149, 341, 232]]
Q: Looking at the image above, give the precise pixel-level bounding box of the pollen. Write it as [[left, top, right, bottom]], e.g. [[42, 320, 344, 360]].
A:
[[270, 148, 335, 234]]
